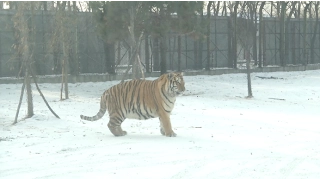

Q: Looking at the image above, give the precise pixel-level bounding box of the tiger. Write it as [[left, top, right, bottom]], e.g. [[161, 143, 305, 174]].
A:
[[80, 72, 185, 137]]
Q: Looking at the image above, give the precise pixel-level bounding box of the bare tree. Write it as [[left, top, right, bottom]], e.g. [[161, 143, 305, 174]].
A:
[[121, 3, 145, 82], [213, 1, 221, 16], [285, 2, 297, 66], [129, 5, 145, 80], [121, 2, 145, 82], [310, 2, 319, 64], [90, 2, 148, 81], [206, 1, 213, 71], [50, 2, 78, 100], [13, 2, 34, 122], [303, 2, 310, 65], [236, 2, 256, 98], [232, 2, 240, 68], [60, 2, 69, 100], [296, 2, 302, 18], [252, 2, 258, 66], [258, 1, 266, 68], [279, 2, 288, 66], [13, 2, 60, 124]]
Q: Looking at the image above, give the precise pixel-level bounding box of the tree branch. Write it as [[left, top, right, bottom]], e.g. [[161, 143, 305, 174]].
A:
[[13, 80, 26, 125], [29, 66, 60, 119]]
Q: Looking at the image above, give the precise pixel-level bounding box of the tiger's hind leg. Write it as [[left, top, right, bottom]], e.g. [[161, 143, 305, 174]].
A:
[[107, 117, 127, 136]]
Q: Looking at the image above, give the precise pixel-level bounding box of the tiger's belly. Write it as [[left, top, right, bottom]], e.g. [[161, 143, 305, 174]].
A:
[[125, 111, 159, 120]]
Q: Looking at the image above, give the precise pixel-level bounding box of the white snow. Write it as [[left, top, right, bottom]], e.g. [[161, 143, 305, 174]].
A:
[[1, 70, 320, 178]]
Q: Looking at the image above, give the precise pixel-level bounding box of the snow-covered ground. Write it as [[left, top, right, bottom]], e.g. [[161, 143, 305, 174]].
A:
[[1, 70, 320, 178]]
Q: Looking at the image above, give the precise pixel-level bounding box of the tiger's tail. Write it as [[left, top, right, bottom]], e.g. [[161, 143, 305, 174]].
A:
[[80, 95, 107, 121]]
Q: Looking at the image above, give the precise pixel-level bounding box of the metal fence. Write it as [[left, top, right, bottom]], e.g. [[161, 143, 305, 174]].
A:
[[263, 18, 320, 66], [0, 9, 319, 77]]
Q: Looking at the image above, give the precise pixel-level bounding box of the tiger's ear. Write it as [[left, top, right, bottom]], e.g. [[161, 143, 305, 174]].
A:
[[167, 72, 174, 79], [176, 72, 184, 76]]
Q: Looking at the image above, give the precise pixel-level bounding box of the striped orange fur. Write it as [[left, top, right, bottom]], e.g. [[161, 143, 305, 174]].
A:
[[80, 72, 185, 137]]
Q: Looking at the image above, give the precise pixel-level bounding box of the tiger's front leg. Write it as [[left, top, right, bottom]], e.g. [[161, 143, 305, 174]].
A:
[[159, 113, 177, 137]]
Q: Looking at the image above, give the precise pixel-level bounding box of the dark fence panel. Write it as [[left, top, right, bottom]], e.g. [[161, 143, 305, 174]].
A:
[[263, 18, 320, 66], [0, 9, 319, 78]]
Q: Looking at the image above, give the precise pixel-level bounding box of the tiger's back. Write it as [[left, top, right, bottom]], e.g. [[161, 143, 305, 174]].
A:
[[80, 72, 185, 137]]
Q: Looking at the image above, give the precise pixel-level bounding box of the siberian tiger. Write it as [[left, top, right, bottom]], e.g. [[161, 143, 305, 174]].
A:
[[80, 72, 185, 137]]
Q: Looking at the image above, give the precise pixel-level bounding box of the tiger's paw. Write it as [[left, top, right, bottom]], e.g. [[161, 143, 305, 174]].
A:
[[108, 124, 127, 137], [114, 131, 127, 137], [160, 128, 165, 136], [165, 131, 177, 137], [160, 127, 177, 137]]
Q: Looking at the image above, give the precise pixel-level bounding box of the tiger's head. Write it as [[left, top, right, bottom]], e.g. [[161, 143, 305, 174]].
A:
[[167, 72, 185, 97]]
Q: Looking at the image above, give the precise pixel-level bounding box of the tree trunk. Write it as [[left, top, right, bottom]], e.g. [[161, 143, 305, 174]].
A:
[[152, 37, 160, 71], [59, 2, 69, 100], [285, 2, 297, 66], [303, 3, 310, 65], [9, 2, 17, 9], [276, 2, 281, 17], [252, 3, 258, 66], [233, 2, 239, 69], [13, 2, 44, 123], [206, 2, 212, 71], [29, 3, 37, 75], [60, 43, 69, 100], [121, 31, 144, 82], [262, 21, 267, 66], [67, 1, 71, 11], [223, 2, 227, 16], [178, 35, 181, 71], [198, 40, 203, 70], [131, 44, 139, 79], [127, 6, 144, 79], [60, 1, 66, 11], [62, 42, 69, 100], [297, 2, 301, 18], [270, 2, 273, 17], [30, 68, 60, 119], [104, 42, 115, 74], [25, 66, 34, 117], [291, 22, 296, 64], [159, 5, 167, 75], [310, 2, 319, 64], [53, 43, 61, 74], [73, 1, 77, 11], [69, 7, 79, 76], [228, 18, 233, 67], [194, 40, 198, 69], [198, 7, 204, 70], [279, 2, 286, 66], [246, 48, 253, 98], [16, 2, 34, 117], [145, 34, 150, 73], [0, 27, 1, 76], [214, 2, 220, 16], [258, 1, 265, 68], [246, 3, 254, 98], [160, 36, 167, 75], [43, 1, 47, 11], [13, 80, 25, 124]]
